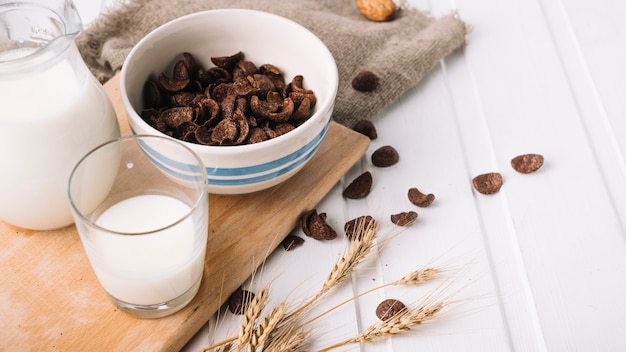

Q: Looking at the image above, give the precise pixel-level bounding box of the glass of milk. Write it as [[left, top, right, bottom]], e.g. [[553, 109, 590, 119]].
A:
[[68, 135, 209, 319]]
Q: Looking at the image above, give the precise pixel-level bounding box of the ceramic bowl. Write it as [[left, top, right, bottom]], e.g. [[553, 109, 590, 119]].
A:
[[120, 9, 338, 194]]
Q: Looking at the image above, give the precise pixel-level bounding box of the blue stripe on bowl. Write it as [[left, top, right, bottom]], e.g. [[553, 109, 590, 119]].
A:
[[136, 119, 330, 187], [138, 141, 205, 183], [208, 132, 323, 185], [208, 120, 329, 177], [143, 153, 204, 182]]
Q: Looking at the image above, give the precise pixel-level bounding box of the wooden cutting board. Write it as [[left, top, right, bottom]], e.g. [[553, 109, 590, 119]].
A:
[[0, 75, 369, 351]]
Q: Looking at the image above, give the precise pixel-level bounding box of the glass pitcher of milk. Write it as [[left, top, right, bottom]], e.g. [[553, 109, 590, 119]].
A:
[[0, 0, 120, 230]]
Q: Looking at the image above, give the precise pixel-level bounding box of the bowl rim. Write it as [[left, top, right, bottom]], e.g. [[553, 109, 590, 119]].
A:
[[120, 8, 338, 157]]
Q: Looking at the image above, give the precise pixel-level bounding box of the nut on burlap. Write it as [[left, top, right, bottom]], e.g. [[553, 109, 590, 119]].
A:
[[76, 0, 467, 127]]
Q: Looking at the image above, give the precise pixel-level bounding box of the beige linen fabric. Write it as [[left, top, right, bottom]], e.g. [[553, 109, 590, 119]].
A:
[[76, 0, 467, 127]]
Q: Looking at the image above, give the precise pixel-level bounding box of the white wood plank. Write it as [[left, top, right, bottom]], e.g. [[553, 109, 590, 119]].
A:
[[361, 67, 513, 351], [560, 0, 626, 161], [540, 0, 626, 229], [449, 0, 626, 350]]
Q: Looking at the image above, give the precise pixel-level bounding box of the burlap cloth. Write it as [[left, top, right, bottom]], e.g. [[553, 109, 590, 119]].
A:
[[77, 0, 467, 127]]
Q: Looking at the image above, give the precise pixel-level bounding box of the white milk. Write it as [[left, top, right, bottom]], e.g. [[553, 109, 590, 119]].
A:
[[0, 49, 119, 230], [88, 194, 206, 305]]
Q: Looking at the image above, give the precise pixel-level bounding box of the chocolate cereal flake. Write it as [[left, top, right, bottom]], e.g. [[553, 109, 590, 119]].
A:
[[344, 215, 376, 241], [511, 153, 544, 174], [390, 211, 418, 226], [376, 299, 407, 321], [407, 188, 435, 207], [342, 171, 373, 199], [228, 289, 255, 315], [472, 172, 503, 194], [371, 145, 399, 167], [282, 235, 305, 251], [352, 119, 378, 140], [351, 70, 380, 92], [301, 209, 337, 240]]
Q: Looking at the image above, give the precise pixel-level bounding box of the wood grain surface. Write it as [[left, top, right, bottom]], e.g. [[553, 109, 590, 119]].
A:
[[0, 75, 369, 351]]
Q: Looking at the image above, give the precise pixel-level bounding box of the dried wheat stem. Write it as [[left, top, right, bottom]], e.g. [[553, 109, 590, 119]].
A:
[[236, 287, 269, 351], [318, 302, 446, 352], [394, 267, 442, 286], [287, 220, 379, 321], [198, 341, 233, 352], [359, 302, 445, 342], [215, 343, 233, 352], [198, 338, 235, 352], [323, 222, 378, 291], [263, 323, 308, 352], [302, 266, 441, 327], [249, 303, 288, 350]]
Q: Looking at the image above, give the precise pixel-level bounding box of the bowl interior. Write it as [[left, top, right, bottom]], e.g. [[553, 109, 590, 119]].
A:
[[121, 9, 337, 152]]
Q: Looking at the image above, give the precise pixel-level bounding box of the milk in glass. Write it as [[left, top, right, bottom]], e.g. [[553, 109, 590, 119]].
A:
[[87, 194, 205, 305]]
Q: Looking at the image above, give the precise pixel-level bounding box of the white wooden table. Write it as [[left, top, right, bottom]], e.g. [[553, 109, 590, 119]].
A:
[[76, 0, 626, 350]]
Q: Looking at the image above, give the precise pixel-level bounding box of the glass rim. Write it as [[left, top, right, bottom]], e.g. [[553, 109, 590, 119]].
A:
[[68, 134, 208, 236]]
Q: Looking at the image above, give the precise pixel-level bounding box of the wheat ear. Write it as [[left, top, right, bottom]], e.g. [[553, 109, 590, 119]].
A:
[[302, 266, 441, 327], [288, 218, 378, 321], [235, 287, 269, 351], [394, 267, 442, 285], [248, 303, 288, 350], [215, 343, 233, 352], [262, 322, 308, 352], [318, 301, 445, 352]]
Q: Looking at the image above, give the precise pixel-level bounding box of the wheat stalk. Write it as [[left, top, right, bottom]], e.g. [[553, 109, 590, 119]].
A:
[[199, 338, 235, 352], [235, 288, 269, 351], [199, 342, 233, 352], [317, 269, 468, 352], [199, 212, 473, 352], [215, 343, 233, 352], [394, 267, 442, 286], [286, 217, 378, 322], [323, 218, 378, 291], [262, 322, 308, 352], [301, 266, 442, 328], [358, 302, 445, 342], [317, 301, 446, 352], [248, 303, 287, 350]]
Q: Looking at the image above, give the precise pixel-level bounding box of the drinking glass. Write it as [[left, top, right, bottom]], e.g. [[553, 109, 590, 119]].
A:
[[68, 135, 208, 318]]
